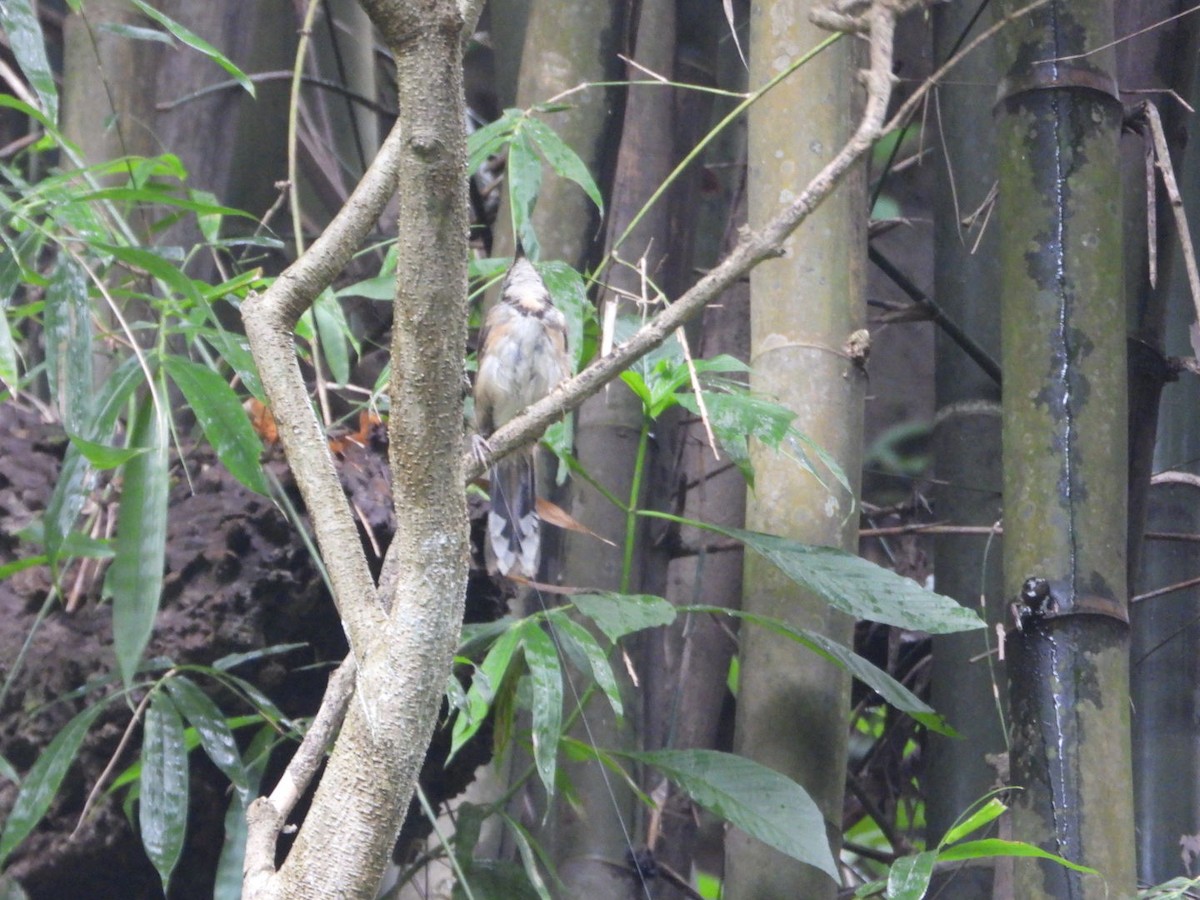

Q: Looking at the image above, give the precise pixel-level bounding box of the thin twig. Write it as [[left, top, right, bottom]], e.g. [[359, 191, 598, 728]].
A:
[[72, 682, 161, 838]]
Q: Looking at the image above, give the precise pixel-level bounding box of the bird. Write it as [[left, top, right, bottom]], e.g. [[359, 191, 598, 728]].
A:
[[473, 248, 569, 578]]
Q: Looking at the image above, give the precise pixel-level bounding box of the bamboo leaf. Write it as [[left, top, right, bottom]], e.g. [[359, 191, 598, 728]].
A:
[[0, 0, 58, 122], [571, 593, 677, 643], [164, 676, 249, 796], [105, 392, 169, 687], [43, 357, 143, 565], [43, 255, 93, 435], [451, 625, 523, 761], [548, 613, 623, 719], [886, 851, 936, 900], [940, 797, 1007, 847], [683, 606, 953, 735], [163, 356, 268, 494], [125, 0, 255, 97], [644, 514, 985, 634], [140, 691, 189, 893], [0, 704, 104, 866], [626, 748, 838, 881], [520, 622, 563, 798], [312, 289, 355, 385], [523, 118, 603, 214], [65, 431, 146, 469], [507, 129, 542, 260], [936, 839, 1097, 874]]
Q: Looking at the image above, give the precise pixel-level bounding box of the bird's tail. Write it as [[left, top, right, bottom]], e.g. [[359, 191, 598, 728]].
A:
[[488, 448, 539, 577]]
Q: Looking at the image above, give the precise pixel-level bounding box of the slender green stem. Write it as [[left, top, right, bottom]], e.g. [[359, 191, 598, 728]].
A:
[[620, 419, 652, 594]]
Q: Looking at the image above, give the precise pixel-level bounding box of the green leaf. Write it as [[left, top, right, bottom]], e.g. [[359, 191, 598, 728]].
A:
[[312, 289, 355, 385], [940, 796, 1007, 847], [212, 725, 273, 900], [571, 593, 677, 643], [646, 515, 984, 634], [548, 613, 623, 719], [523, 118, 603, 215], [140, 690, 189, 894], [684, 606, 953, 735], [0, 295, 20, 392], [0, 0, 58, 122], [163, 356, 268, 494], [626, 748, 838, 881], [535, 261, 590, 373], [164, 676, 249, 796], [0, 704, 104, 866], [65, 431, 146, 469], [211, 642, 307, 672], [451, 624, 523, 761], [44, 255, 93, 435], [126, 0, 255, 97], [507, 129, 542, 260], [97, 21, 175, 44], [453, 860, 543, 900], [936, 838, 1097, 874], [520, 622, 563, 798], [502, 814, 557, 900], [96, 242, 204, 307], [0, 753, 19, 785], [886, 851, 935, 899], [104, 392, 170, 687], [43, 356, 144, 565], [467, 109, 519, 173]]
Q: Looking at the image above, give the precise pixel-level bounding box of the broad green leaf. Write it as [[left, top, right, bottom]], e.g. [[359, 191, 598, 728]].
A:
[[164, 676, 249, 796], [507, 130, 542, 260], [467, 109, 519, 173], [520, 622, 562, 798], [535, 261, 589, 373], [451, 625, 523, 760], [523, 118, 603, 214], [0, 704, 104, 866], [105, 392, 169, 687], [683, 606, 952, 735], [43, 255, 93, 435], [0, 0, 58, 122], [503, 814, 556, 900], [126, 0, 255, 97], [886, 851, 935, 899], [72, 188, 246, 219], [96, 242, 204, 306], [198, 327, 263, 401], [213, 725, 272, 900], [163, 356, 268, 494], [453, 860, 542, 900], [627, 748, 838, 880], [65, 431, 146, 469], [0, 307, 20, 394], [140, 691, 189, 893], [97, 21, 175, 44], [646, 515, 984, 634], [937, 839, 1097, 874], [43, 356, 143, 565], [548, 612, 623, 719], [337, 273, 394, 301], [571, 592, 677, 643], [940, 797, 1007, 847], [211, 642, 307, 672], [312, 289, 355, 385], [0, 753, 18, 785], [17, 522, 113, 559]]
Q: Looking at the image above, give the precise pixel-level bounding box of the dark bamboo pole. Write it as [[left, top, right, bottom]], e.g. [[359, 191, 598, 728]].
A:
[[995, 2, 1136, 896]]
